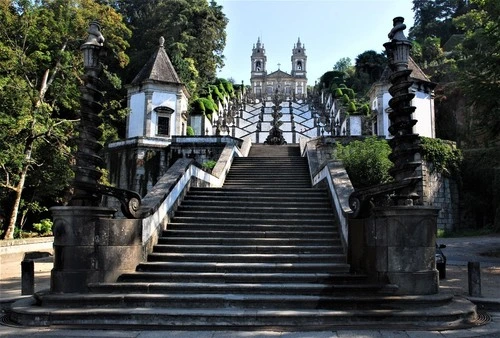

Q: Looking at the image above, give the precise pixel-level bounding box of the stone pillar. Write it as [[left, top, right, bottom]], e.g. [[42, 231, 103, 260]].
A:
[[362, 206, 440, 295], [50, 206, 143, 293]]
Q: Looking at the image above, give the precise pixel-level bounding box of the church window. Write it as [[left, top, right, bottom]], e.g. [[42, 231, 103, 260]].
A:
[[157, 116, 170, 136], [256, 60, 261, 71], [297, 61, 302, 70]]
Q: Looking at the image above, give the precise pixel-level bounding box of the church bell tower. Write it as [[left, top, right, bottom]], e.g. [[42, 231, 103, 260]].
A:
[[291, 37, 307, 77], [250, 37, 267, 97], [291, 38, 307, 97]]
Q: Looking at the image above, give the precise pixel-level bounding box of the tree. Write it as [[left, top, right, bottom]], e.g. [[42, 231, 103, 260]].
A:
[[454, 0, 500, 145], [350, 50, 387, 96], [421, 36, 445, 66], [410, 0, 472, 44], [333, 57, 352, 73], [115, 0, 228, 96], [0, 0, 131, 239]]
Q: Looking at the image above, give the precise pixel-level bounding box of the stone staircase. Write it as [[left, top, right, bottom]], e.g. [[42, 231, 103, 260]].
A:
[[10, 145, 478, 330]]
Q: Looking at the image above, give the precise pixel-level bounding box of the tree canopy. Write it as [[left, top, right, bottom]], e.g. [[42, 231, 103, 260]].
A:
[[0, 0, 131, 239], [113, 0, 228, 96]]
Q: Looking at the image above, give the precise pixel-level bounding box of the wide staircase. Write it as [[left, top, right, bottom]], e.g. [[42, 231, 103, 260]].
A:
[[10, 145, 477, 330]]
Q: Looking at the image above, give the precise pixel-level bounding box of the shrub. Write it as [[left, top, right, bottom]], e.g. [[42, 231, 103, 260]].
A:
[[420, 137, 462, 176], [202, 160, 217, 172], [186, 126, 195, 136], [334, 137, 393, 188], [32, 218, 53, 236]]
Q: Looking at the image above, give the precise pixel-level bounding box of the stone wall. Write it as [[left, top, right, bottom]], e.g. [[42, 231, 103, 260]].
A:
[[417, 161, 460, 231]]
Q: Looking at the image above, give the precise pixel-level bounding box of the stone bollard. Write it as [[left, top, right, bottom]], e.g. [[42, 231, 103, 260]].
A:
[[468, 261, 481, 297], [21, 259, 34, 295]]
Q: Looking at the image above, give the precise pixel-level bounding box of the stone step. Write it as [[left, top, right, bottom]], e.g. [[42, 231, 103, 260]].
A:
[[169, 216, 336, 226], [147, 252, 346, 263], [152, 244, 343, 254], [166, 222, 336, 231], [180, 199, 330, 208], [184, 193, 328, 202], [172, 210, 334, 220], [135, 262, 351, 274], [189, 187, 326, 194], [90, 281, 394, 295], [225, 172, 309, 178], [175, 205, 332, 215], [158, 237, 341, 246], [117, 272, 359, 284], [222, 183, 312, 188], [14, 295, 477, 331], [163, 230, 338, 239], [41, 291, 433, 310]]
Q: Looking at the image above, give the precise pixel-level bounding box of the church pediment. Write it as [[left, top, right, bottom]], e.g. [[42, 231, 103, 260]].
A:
[[267, 70, 293, 79]]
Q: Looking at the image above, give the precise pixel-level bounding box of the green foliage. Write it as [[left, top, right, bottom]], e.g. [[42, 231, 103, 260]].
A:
[[32, 219, 53, 236], [359, 103, 370, 116], [118, 0, 228, 96], [421, 36, 445, 66], [209, 85, 224, 104], [186, 126, 195, 136], [333, 57, 352, 73], [347, 101, 357, 113], [334, 137, 393, 188], [350, 50, 387, 95], [420, 137, 462, 176], [190, 98, 206, 115], [202, 160, 217, 172], [409, 0, 471, 45], [198, 97, 217, 121], [319, 70, 346, 90], [453, 0, 500, 143], [215, 78, 234, 97], [0, 0, 131, 239]]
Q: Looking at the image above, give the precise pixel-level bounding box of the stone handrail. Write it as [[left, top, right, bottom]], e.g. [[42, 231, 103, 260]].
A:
[[303, 137, 354, 248], [138, 136, 250, 247], [312, 161, 354, 247]]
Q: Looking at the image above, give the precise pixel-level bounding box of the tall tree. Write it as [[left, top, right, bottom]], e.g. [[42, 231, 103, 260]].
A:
[[350, 50, 387, 96], [115, 0, 228, 96], [454, 0, 500, 145], [410, 0, 472, 45], [0, 0, 131, 239]]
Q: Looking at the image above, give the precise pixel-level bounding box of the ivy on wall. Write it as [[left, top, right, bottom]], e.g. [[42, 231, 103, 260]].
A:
[[420, 137, 462, 176]]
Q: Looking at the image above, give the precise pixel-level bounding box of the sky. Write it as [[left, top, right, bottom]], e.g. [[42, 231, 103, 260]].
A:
[[216, 0, 415, 85]]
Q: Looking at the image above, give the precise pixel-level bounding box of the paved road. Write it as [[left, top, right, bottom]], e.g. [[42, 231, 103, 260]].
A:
[[437, 234, 500, 268]]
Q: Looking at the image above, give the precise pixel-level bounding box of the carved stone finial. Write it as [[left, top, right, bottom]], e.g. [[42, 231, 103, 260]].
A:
[[159, 36, 165, 47], [85, 21, 105, 46], [388, 16, 407, 41]]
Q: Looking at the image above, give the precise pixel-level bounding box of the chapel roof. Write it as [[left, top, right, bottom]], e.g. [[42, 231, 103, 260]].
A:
[[379, 56, 432, 83], [131, 36, 182, 86]]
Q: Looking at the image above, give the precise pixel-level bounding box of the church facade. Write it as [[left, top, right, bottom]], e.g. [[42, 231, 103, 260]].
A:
[[250, 38, 308, 99]]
